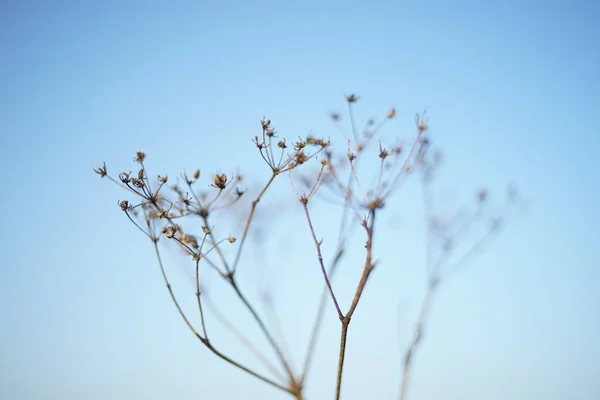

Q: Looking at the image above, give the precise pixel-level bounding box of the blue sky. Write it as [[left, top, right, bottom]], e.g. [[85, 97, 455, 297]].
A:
[[1, 1, 598, 399]]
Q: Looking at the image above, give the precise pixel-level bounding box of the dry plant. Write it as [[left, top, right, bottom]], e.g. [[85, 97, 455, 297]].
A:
[[95, 94, 523, 399]]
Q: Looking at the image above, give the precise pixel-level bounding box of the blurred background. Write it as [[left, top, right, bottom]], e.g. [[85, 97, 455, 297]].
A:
[[1, 1, 598, 399]]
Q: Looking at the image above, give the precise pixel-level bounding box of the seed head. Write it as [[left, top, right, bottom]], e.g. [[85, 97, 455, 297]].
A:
[[157, 174, 168, 183], [119, 200, 130, 211], [164, 225, 178, 239], [415, 112, 429, 133], [213, 173, 228, 189], [94, 162, 107, 177], [346, 94, 359, 103], [119, 172, 131, 183]]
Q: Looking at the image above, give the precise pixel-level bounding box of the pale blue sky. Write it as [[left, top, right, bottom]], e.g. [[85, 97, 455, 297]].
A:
[[1, 1, 598, 399]]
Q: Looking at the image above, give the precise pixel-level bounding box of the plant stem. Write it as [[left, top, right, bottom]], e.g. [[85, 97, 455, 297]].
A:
[[335, 321, 350, 400], [399, 282, 435, 400], [229, 277, 298, 387], [152, 242, 289, 394], [302, 202, 343, 319], [334, 210, 377, 398]]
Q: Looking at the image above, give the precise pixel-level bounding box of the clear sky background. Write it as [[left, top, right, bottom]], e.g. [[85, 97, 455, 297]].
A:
[[1, 1, 598, 399]]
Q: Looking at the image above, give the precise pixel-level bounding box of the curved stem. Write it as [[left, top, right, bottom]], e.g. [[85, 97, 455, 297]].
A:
[[152, 242, 291, 395], [229, 278, 298, 387]]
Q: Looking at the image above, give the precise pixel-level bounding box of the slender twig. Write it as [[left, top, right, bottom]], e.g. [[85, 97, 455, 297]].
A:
[[202, 293, 287, 383], [194, 234, 210, 339], [299, 247, 344, 386], [152, 242, 292, 395], [398, 280, 436, 400], [263, 295, 297, 377], [203, 340, 294, 395], [300, 171, 355, 385], [348, 99, 359, 143], [228, 277, 299, 387], [153, 241, 202, 338], [202, 215, 231, 273], [124, 209, 153, 239], [346, 210, 376, 318], [383, 130, 424, 198], [334, 210, 377, 399], [301, 201, 343, 319]]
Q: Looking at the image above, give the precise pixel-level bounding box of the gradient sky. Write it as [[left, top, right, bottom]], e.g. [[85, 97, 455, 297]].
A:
[[1, 1, 598, 399]]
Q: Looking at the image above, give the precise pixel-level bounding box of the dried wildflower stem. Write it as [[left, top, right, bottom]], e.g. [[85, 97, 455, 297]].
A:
[[398, 278, 436, 400], [383, 131, 424, 198], [335, 323, 350, 400], [105, 174, 145, 197], [301, 201, 343, 319], [202, 215, 231, 272], [263, 297, 297, 379], [153, 241, 201, 338], [335, 209, 376, 400], [300, 176, 354, 385], [228, 277, 299, 388], [153, 242, 291, 395], [203, 294, 287, 383], [202, 339, 293, 396], [348, 100, 359, 143], [349, 157, 367, 200], [232, 172, 277, 275], [300, 189, 355, 390], [194, 257, 209, 339], [124, 209, 153, 239], [399, 180, 507, 399], [347, 210, 376, 317], [299, 247, 344, 386], [444, 222, 502, 280], [375, 153, 386, 195]]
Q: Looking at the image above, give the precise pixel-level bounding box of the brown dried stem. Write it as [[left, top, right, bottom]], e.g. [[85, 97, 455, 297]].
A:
[[228, 277, 300, 390], [334, 209, 377, 400], [202, 293, 287, 384], [151, 241, 291, 395], [302, 201, 344, 320]]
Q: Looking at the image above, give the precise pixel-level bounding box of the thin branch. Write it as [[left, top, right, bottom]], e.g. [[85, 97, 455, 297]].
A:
[[202, 292, 287, 383], [301, 201, 344, 320], [398, 281, 436, 400], [335, 210, 377, 399], [346, 210, 377, 319], [203, 340, 294, 395], [300, 171, 355, 385], [153, 241, 202, 339], [299, 247, 344, 385], [153, 242, 292, 395], [202, 215, 231, 273], [228, 277, 299, 387]]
